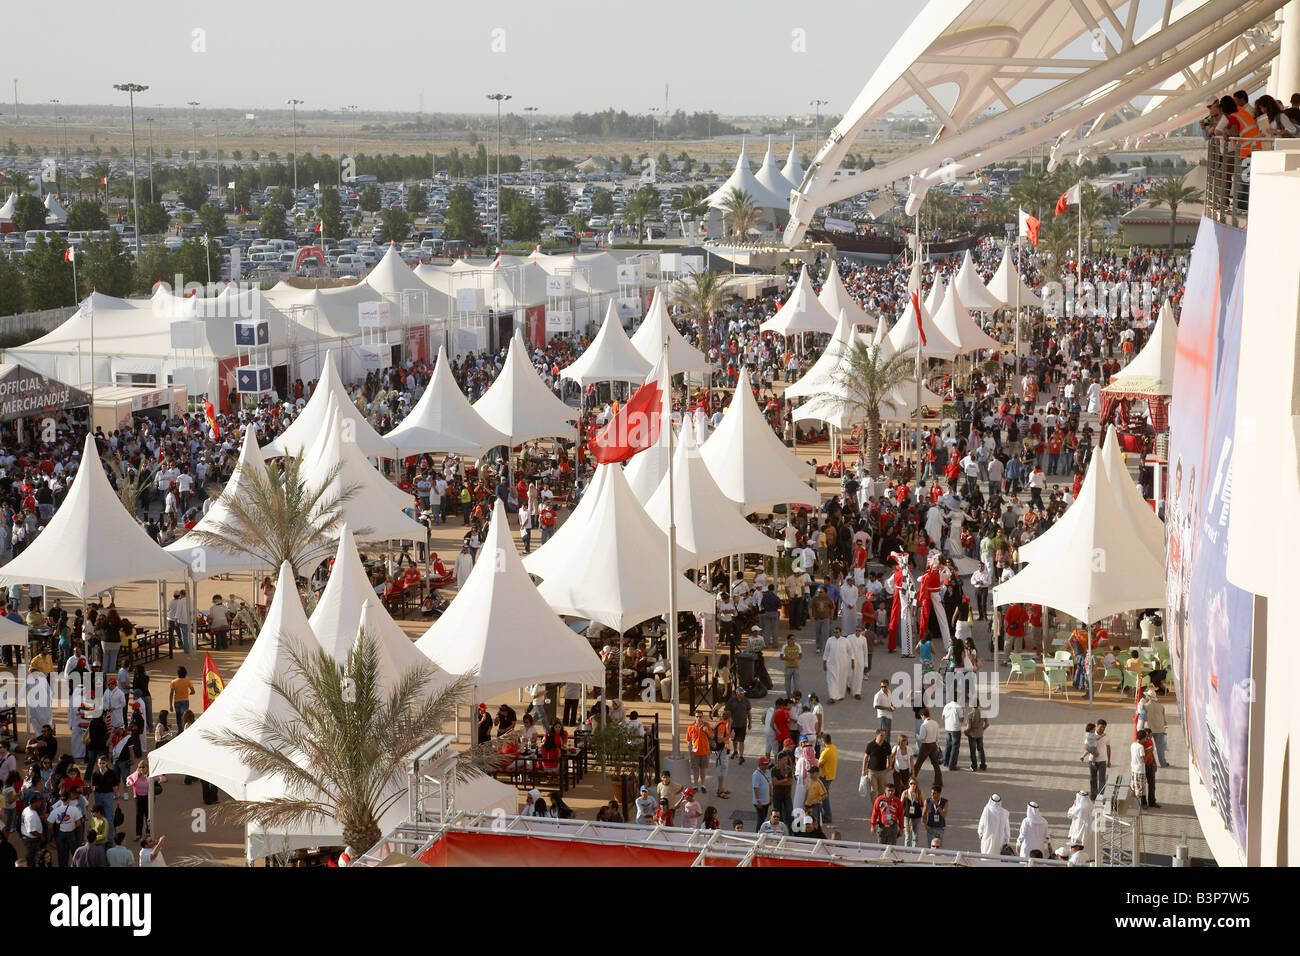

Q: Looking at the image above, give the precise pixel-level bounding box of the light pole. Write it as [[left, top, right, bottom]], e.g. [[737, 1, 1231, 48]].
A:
[[187, 101, 199, 166], [486, 92, 511, 249], [524, 106, 538, 199], [49, 99, 61, 192], [114, 83, 148, 260], [810, 98, 828, 132], [649, 107, 660, 163], [145, 117, 155, 202], [287, 98, 303, 197]]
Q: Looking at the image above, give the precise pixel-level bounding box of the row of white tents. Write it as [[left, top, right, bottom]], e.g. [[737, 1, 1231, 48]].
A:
[[0, 192, 67, 226]]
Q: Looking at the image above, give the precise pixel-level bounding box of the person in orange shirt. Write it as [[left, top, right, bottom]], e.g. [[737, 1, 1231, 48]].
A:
[[1004, 604, 1029, 654], [685, 711, 713, 794], [1028, 604, 1044, 651]]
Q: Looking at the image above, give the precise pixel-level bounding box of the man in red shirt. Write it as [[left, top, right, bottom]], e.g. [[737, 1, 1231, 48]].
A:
[[1004, 603, 1029, 653], [870, 782, 904, 845]]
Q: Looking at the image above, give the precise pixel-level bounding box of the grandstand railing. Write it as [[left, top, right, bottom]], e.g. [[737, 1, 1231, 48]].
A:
[[1204, 136, 1275, 228]]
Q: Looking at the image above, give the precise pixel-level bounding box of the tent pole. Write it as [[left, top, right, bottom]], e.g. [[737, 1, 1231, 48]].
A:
[[665, 336, 682, 764]]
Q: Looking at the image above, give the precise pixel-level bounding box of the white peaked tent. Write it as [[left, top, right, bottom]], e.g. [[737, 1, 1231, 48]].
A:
[[781, 137, 804, 190], [993, 449, 1165, 623], [705, 141, 787, 210], [262, 352, 393, 458], [923, 271, 946, 317], [644, 424, 777, 566], [931, 284, 1000, 354], [385, 346, 507, 456], [364, 245, 455, 316], [701, 369, 819, 513], [302, 394, 425, 543], [148, 562, 319, 798], [43, 194, 68, 224], [754, 139, 797, 205], [952, 250, 1004, 312], [631, 288, 710, 374], [1104, 299, 1177, 397], [165, 425, 272, 579], [418, 501, 604, 699], [985, 244, 1045, 309], [0, 435, 187, 598], [561, 300, 653, 385], [887, 292, 961, 361], [1098, 428, 1166, 563], [0, 193, 15, 220], [784, 308, 858, 401], [522, 466, 715, 633], [310, 528, 441, 683], [817, 260, 876, 332], [760, 265, 838, 337], [622, 378, 673, 505], [472, 335, 577, 444]]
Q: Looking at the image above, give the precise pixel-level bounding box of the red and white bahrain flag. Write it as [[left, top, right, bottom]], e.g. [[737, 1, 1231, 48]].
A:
[[587, 350, 668, 464], [1054, 182, 1081, 216]]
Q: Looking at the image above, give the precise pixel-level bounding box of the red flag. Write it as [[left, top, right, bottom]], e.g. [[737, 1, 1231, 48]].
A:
[[1054, 182, 1081, 216], [203, 399, 219, 441], [910, 290, 926, 348], [202, 652, 225, 710], [1018, 208, 1041, 246], [587, 350, 668, 464]]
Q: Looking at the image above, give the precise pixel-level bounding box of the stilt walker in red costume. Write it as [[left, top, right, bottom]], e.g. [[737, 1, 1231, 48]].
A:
[[887, 552, 916, 656], [916, 551, 952, 650]]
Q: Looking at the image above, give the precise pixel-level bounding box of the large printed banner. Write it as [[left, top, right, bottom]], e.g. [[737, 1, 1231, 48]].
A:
[[1166, 217, 1253, 858]]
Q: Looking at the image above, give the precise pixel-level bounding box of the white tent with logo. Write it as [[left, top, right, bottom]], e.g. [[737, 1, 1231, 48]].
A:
[[262, 352, 393, 458], [931, 283, 1000, 354], [300, 393, 424, 544], [985, 244, 1045, 310], [644, 424, 778, 566], [1103, 298, 1177, 398], [523, 464, 715, 633], [630, 288, 710, 374], [817, 260, 875, 333], [951, 250, 1003, 313], [165, 424, 273, 579], [700, 369, 819, 514], [561, 300, 653, 385], [0, 435, 188, 598], [472, 335, 578, 444], [760, 265, 838, 337], [417, 500, 605, 699], [993, 448, 1165, 623], [384, 345, 506, 456]]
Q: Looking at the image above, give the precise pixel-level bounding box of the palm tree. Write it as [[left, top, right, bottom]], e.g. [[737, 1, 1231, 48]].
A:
[[718, 186, 761, 240], [671, 184, 710, 238], [668, 268, 734, 359], [182, 453, 361, 578], [209, 629, 488, 853], [1011, 170, 1058, 221], [622, 186, 658, 243], [813, 339, 917, 475], [108, 455, 155, 519], [1146, 173, 1203, 251]]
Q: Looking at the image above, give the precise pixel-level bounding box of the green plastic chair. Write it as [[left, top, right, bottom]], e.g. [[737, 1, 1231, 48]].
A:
[[1120, 668, 1145, 695], [1054, 650, 1073, 663], [1101, 665, 1123, 691], [1043, 667, 1070, 700], [1007, 653, 1037, 684]]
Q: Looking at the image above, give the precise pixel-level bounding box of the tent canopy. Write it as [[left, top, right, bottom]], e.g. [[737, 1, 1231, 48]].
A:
[[630, 288, 710, 375], [561, 300, 653, 385], [992, 448, 1165, 623], [472, 335, 578, 444], [644, 424, 778, 566], [1103, 298, 1177, 397], [886, 295, 961, 361], [1098, 427, 1165, 563], [931, 283, 1000, 354], [522, 465, 715, 633], [760, 265, 838, 337], [417, 500, 605, 698], [700, 368, 819, 513], [0, 434, 187, 598], [781, 137, 804, 189], [817, 260, 876, 333], [754, 139, 798, 205], [385, 345, 507, 456], [783, 308, 858, 401], [705, 142, 788, 211], [262, 352, 394, 458], [951, 250, 1004, 312], [985, 244, 1045, 309]]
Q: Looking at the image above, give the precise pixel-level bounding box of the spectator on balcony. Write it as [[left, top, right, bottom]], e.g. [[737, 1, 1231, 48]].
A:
[[1256, 94, 1297, 137]]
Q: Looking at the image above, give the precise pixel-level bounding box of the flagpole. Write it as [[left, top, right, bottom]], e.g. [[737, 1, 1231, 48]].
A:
[[1076, 177, 1084, 295], [664, 336, 682, 765], [1015, 231, 1022, 384], [913, 207, 922, 479]]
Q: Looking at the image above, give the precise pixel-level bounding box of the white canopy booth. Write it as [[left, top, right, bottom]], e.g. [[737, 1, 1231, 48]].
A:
[[754, 139, 798, 207], [886, 290, 962, 362], [985, 244, 1045, 310], [261, 352, 394, 459], [816, 260, 876, 333], [931, 284, 1000, 354], [760, 265, 838, 339], [951, 250, 1004, 313], [0, 435, 188, 599], [630, 288, 710, 376], [705, 142, 788, 213], [782, 308, 859, 402], [560, 300, 653, 386], [1104, 298, 1177, 398], [417, 500, 605, 701], [384, 345, 508, 457], [700, 369, 819, 514], [472, 335, 578, 446]]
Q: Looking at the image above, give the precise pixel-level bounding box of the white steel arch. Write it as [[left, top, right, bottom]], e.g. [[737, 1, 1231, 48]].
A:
[[783, 0, 1288, 247]]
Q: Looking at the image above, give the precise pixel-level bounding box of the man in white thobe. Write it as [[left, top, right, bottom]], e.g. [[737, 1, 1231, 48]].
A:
[[839, 580, 859, 634], [1016, 801, 1051, 858], [822, 629, 850, 704], [847, 627, 869, 700], [1067, 790, 1094, 854], [454, 544, 475, 588], [977, 793, 1010, 855]]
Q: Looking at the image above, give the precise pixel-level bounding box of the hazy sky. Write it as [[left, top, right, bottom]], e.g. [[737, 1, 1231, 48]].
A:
[[10, 0, 919, 117]]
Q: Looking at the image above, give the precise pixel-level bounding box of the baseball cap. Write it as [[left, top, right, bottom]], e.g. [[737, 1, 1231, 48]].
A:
[[683, 787, 696, 796], [639, 785, 649, 792], [758, 757, 771, 766], [1205, 96, 1217, 107]]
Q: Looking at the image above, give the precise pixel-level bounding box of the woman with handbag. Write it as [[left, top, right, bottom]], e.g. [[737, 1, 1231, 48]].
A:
[[125, 759, 158, 842]]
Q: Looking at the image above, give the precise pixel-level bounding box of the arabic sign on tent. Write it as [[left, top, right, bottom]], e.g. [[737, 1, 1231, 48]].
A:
[[0, 364, 91, 422]]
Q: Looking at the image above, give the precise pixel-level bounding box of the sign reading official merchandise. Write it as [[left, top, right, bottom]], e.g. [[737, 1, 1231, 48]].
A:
[[358, 301, 391, 328], [0, 364, 91, 423]]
